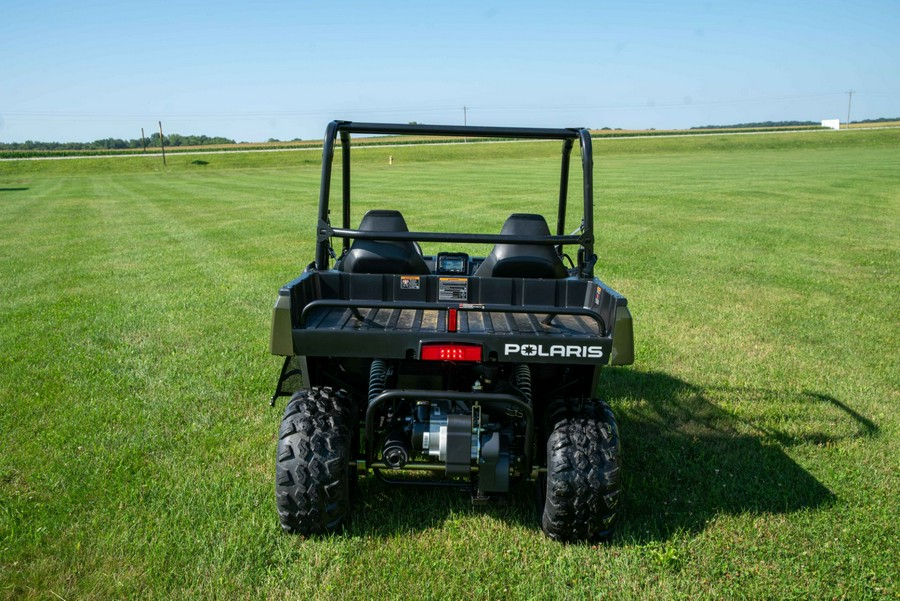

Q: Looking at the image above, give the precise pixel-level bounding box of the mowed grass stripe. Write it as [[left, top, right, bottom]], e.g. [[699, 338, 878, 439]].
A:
[[0, 177, 181, 593], [126, 170, 322, 272], [601, 146, 897, 383], [2, 173, 282, 596]]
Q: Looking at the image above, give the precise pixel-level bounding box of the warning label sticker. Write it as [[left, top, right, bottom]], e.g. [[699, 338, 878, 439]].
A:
[[438, 277, 468, 301], [400, 276, 421, 290]]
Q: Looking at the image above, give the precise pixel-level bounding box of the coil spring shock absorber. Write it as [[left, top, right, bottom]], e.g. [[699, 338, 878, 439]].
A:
[[368, 359, 411, 468], [513, 364, 532, 407], [368, 359, 388, 405]]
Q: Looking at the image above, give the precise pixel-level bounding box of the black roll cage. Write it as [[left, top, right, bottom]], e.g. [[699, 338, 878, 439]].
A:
[[314, 121, 597, 277]]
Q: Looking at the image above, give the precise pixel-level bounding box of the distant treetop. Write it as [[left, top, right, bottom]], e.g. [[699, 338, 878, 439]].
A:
[[0, 132, 237, 152], [691, 120, 818, 130], [691, 117, 898, 130]]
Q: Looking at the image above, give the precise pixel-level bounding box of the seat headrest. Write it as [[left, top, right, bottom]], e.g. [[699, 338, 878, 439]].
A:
[[358, 210, 410, 232], [499, 213, 553, 236]]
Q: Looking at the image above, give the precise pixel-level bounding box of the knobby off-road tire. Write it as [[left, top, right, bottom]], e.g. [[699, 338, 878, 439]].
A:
[[540, 399, 622, 542], [275, 387, 356, 535]]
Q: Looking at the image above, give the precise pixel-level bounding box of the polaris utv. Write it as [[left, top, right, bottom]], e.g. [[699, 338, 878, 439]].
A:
[[269, 121, 633, 542]]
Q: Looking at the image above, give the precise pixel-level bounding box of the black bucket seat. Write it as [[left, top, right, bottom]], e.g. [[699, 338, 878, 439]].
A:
[[473, 213, 567, 279], [337, 210, 430, 275]]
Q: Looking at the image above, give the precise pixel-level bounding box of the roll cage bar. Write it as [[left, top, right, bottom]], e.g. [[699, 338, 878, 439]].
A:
[[315, 121, 597, 277]]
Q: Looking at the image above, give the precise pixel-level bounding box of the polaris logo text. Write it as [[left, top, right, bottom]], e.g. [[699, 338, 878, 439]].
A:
[[503, 343, 603, 359]]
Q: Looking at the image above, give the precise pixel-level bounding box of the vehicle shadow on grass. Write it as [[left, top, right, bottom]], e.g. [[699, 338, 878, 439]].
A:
[[347, 368, 876, 541], [604, 368, 877, 544]]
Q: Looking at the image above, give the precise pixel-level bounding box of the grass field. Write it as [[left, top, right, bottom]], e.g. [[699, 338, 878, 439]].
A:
[[1, 129, 898, 599]]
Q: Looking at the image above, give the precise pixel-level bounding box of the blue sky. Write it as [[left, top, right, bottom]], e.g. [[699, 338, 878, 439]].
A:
[[1, 1, 898, 143]]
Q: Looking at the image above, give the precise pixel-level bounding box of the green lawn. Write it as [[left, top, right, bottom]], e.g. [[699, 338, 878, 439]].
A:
[[1, 129, 898, 599]]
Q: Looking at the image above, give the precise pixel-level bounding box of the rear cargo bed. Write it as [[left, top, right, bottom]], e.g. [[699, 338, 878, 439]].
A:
[[307, 306, 599, 337], [280, 270, 627, 365]]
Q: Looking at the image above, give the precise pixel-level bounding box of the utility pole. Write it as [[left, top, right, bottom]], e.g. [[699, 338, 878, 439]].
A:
[[158, 121, 166, 166], [141, 128, 147, 152], [463, 106, 468, 143], [846, 90, 854, 129]]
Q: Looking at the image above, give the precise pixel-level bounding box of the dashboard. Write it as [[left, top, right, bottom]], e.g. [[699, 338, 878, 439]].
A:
[[435, 252, 469, 275]]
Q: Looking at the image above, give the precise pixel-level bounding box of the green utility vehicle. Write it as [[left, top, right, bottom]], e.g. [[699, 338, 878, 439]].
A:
[[269, 121, 633, 541]]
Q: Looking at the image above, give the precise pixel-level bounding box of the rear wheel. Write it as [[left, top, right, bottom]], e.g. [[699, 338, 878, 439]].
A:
[[275, 387, 356, 535], [539, 399, 622, 542]]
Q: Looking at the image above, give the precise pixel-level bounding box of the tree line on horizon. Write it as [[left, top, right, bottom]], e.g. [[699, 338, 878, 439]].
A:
[[690, 116, 899, 130], [0, 132, 237, 152]]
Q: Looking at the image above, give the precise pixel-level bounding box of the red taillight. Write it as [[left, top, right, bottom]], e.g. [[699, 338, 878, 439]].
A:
[[420, 343, 482, 362], [447, 308, 458, 333]]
